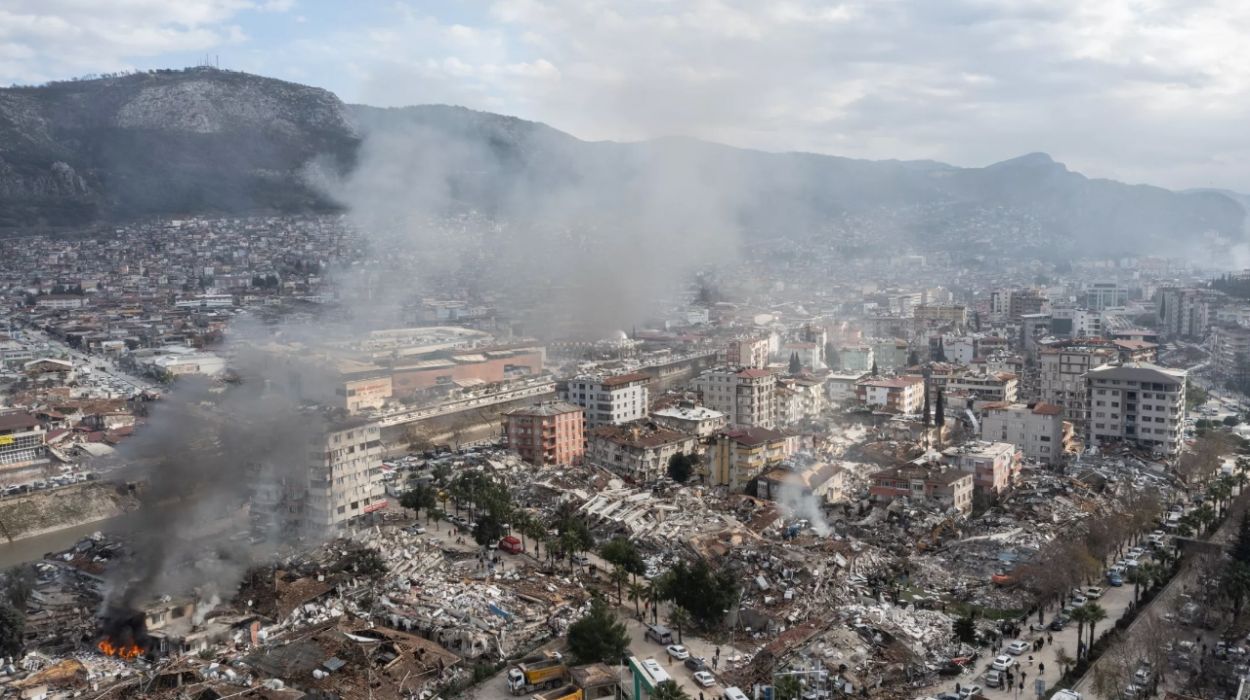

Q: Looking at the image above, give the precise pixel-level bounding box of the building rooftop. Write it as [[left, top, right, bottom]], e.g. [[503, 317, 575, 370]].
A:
[[720, 426, 789, 446], [1086, 361, 1186, 385], [589, 424, 691, 448], [651, 406, 725, 421], [505, 401, 583, 418], [858, 376, 924, 389]]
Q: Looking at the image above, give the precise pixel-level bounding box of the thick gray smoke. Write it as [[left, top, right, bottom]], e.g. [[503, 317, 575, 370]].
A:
[[321, 109, 752, 338], [775, 481, 832, 537], [101, 319, 337, 614]]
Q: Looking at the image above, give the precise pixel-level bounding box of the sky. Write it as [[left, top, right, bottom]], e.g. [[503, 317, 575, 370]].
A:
[[3, 0, 1250, 191]]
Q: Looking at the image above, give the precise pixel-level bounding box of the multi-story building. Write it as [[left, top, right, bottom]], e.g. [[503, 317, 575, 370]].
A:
[[824, 370, 870, 404], [1037, 340, 1119, 430], [948, 371, 1018, 404], [694, 368, 777, 428], [1111, 340, 1159, 365], [1049, 307, 1102, 338], [980, 402, 1070, 466], [781, 341, 822, 371], [1158, 287, 1212, 340], [1009, 289, 1047, 321], [559, 372, 650, 428], [650, 405, 728, 438], [868, 463, 974, 513], [1084, 282, 1127, 311], [586, 424, 699, 482], [304, 418, 386, 535], [34, 294, 87, 310], [708, 427, 798, 490], [914, 304, 968, 327], [855, 376, 925, 414], [504, 402, 585, 466], [1086, 362, 1187, 456], [1212, 324, 1250, 386], [725, 336, 770, 369], [870, 339, 910, 372], [942, 441, 1020, 495], [0, 412, 48, 484], [835, 346, 874, 372]]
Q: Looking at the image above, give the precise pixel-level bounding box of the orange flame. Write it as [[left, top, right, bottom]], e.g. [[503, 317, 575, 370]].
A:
[[97, 638, 143, 660]]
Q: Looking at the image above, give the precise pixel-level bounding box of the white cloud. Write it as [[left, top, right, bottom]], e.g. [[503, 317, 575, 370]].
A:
[[0, 1, 257, 83]]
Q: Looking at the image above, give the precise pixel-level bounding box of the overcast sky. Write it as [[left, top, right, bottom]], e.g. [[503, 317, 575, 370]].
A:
[[4, 0, 1249, 191]]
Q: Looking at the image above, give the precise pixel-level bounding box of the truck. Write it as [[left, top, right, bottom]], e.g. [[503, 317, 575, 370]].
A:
[[531, 685, 583, 700], [508, 653, 568, 695]]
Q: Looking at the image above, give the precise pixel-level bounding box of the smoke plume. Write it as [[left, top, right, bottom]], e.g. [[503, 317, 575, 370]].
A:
[[100, 318, 336, 615], [319, 108, 755, 338]]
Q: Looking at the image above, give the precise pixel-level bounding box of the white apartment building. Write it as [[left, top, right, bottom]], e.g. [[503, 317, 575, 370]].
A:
[[651, 405, 728, 438], [1086, 362, 1187, 457], [836, 346, 874, 372], [694, 367, 777, 428], [725, 337, 770, 369], [981, 402, 1068, 466], [0, 413, 48, 484], [855, 376, 925, 414], [825, 371, 869, 404], [1212, 324, 1250, 385], [305, 419, 386, 534], [1037, 341, 1119, 430], [948, 371, 1018, 404], [559, 372, 650, 429]]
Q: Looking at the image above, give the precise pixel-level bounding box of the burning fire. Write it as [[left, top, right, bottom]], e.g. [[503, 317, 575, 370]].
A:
[[97, 637, 143, 660]]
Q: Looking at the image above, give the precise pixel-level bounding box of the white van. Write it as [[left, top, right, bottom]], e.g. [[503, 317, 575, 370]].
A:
[[723, 688, 750, 700]]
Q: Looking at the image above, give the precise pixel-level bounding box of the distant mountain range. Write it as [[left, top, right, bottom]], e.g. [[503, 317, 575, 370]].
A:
[[0, 67, 1243, 258]]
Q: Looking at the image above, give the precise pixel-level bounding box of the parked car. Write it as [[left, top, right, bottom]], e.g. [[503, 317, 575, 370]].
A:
[[986, 669, 1004, 688], [1049, 616, 1069, 631], [692, 671, 715, 688], [1085, 587, 1104, 599], [684, 657, 708, 672], [1006, 641, 1030, 656], [666, 644, 690, 661], [1071, 594, 1088, 606], [992, 655, 1014, 671], [957, 685, 982, 700]]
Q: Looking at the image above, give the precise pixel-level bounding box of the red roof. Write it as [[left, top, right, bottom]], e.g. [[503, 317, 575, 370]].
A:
[[1032, 403, 1063, 416], [736, 368, 772, 379]]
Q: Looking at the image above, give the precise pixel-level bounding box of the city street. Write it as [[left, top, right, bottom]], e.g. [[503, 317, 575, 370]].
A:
[[920, 575, 1138, 700]]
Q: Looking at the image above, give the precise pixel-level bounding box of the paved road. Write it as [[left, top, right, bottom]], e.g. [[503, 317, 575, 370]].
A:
[[1072, 503, 1242, 698], [920, 577, 1136, 700]]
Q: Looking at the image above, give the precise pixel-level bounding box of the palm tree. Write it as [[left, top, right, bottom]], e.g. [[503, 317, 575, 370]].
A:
[[651, 681, 690, 700], [1084, 602, 1108, 652], [667, 606, 693, 644], [628, 582, 646, 618], [611, 566, 629, 605], [1128, 565, 1153, 604], [1069, 605, 1092, 659], [512, 511, 532, 553], [645, 582, 661, 624]]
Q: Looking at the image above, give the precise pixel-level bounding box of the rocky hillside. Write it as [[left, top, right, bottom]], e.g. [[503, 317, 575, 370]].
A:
[[0, 67, 357, 226], [0, 68, 1244, 258]]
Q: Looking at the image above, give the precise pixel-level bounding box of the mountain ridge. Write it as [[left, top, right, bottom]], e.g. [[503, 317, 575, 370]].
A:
[[0, 67, 1243, 258]]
